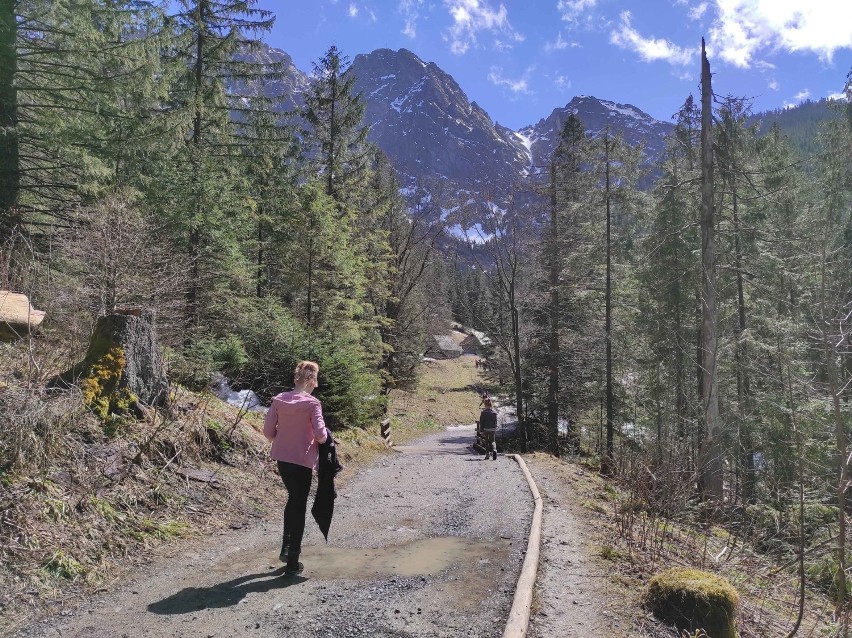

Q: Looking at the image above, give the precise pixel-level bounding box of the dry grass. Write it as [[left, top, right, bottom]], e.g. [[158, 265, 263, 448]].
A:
[[387, 353, 486, 437], [523, 451, 841, 637]]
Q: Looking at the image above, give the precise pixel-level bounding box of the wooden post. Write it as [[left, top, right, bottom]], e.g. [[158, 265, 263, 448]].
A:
[[380, 418, 392, 447]]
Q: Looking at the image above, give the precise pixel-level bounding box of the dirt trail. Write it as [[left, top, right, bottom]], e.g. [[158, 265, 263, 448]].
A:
[[19, 426, 530, 638], [525, 454, 638, 637], [16, 428, 632, 638]]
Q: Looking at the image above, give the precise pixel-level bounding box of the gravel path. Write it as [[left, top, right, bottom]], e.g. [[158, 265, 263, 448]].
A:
[[20, 425, 532, 638], [524, 454, 635, 637]]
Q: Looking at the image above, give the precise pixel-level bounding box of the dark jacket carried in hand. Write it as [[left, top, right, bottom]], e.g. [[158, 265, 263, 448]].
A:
[[312, 435, 343, 541]]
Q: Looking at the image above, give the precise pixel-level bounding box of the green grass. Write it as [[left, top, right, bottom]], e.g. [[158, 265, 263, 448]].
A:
[[130, 518, 192, 542], [42, 551, 86, 580]]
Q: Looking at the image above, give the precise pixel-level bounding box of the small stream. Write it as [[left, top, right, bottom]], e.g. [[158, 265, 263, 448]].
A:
[[210, 375, 265, 412]]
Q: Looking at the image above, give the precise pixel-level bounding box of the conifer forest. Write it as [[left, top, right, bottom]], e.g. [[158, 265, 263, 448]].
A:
[[1, 0, 852, 632]]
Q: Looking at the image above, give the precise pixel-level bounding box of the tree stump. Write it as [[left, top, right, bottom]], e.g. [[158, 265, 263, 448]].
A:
[[52, 309, 168, 418], [0, 290, 46, 340], [644, 568, 739, 638]]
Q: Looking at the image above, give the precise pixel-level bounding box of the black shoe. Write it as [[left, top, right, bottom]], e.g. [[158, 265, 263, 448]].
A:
[[279, 533, 290, 562], [284, 561, 304, 575]]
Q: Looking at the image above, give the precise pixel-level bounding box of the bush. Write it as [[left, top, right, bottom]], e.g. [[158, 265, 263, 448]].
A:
[[806, 554, 851, 599], [644, 568, 739, 638], [167, 335, 248, 391], [228, 298, 383, 429], [742, 504, 784, 553], [793, 503, 837, 543]]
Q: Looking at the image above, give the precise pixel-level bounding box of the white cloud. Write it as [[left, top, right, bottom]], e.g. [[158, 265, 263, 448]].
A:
[[827, 91, 847, 101], [708, 0, 852, 68], [545, 31, 580, 51], [557, 0, 597, 23], [349, 3, 358, 18], [610, 11, 695, 65], [444, 0, 523, 55], [554, 74, 572, 90], [793, 89, 811, 101], [488, 66, 534, 95], [767, 78, 779, 91], [689, 2, 708, 20], [399, 0, 425, 38]]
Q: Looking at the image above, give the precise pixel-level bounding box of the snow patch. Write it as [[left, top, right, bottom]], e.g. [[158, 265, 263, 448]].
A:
[[447, 223, 493, 244], [513, 130, 534, 167]]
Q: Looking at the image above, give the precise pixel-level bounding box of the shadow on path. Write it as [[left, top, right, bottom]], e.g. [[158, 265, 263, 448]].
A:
[[148, 568, 304, 615]]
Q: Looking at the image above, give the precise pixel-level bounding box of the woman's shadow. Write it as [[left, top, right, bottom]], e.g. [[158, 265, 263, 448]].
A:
[[148, 567, 304, 615]]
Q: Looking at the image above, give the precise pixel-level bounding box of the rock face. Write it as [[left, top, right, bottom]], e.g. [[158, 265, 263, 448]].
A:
[[0, 290, 45, 340], [351, 48, 529, 193], [517, 95, 674, 177], [54, 309, 168, 418]]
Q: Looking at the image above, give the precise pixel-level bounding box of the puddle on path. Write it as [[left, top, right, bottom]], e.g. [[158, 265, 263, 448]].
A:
[[299, 536, 510, 580]]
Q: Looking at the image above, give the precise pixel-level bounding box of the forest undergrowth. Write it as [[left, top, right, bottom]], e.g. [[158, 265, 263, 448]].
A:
[[599, 455, 841, 637]]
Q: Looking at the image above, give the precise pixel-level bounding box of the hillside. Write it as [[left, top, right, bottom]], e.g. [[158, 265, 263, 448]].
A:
[[751, 98, 844, 157]]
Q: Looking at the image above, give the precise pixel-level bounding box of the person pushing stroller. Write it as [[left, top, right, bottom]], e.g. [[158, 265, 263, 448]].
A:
[[478, 395, 498, 461]]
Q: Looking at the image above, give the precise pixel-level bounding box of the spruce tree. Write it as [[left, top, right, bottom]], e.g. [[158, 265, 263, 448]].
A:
[[301, 45, 369, 211], [159, 0, 283, 335]]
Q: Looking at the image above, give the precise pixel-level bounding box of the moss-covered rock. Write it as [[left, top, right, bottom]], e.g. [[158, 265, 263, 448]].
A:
[[644, 567, 739, 638]]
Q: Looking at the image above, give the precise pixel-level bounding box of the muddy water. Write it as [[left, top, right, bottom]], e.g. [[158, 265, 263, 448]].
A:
[[299, 536, 510, 579]]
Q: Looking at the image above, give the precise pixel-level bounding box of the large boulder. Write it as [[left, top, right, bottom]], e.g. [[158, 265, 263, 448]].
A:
[[0, 290, 45, 340], [53, 309, 168, 418]]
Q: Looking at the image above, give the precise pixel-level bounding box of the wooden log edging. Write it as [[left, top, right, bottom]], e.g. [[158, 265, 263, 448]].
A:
[[503, 454, 543, 638]]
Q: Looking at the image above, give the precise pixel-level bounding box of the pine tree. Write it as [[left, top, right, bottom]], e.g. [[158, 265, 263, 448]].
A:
[[365, 158, 444, 395], [159, 0, 283, 335], [301, 45, 369, 211], [0, 1, 167, 244], [637, 95, 701, 470]]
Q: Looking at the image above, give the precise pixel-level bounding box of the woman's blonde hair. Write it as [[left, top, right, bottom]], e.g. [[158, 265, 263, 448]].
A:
[[294, 360, 319, 385]]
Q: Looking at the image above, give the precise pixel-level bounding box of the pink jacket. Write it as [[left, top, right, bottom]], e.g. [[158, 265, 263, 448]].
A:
[[264, 391, 329, 470]]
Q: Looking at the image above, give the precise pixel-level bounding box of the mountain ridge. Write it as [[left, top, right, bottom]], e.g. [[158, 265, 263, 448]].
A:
[[251, 43, 675, 197], [247, 42, 833, 208]]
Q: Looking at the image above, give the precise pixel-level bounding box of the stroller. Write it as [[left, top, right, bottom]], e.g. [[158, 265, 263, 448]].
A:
[[478, 407, 498, 460]]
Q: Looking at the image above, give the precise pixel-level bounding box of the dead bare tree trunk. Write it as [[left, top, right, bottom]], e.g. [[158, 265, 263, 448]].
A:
[[698, 38, 722, 502], [547, 163, 560, 456], [603, 131, 615, 475]]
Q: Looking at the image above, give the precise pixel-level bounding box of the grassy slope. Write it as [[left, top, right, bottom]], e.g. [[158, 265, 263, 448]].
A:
[[387, 352, 484, 437]]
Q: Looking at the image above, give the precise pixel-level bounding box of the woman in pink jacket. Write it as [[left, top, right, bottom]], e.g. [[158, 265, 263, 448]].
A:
[[264, 360, 329, 575]]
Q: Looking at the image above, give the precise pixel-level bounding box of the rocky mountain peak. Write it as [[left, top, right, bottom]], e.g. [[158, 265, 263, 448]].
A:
[[350, 48, 528, 192], [239, 41, 677, 210], [517, 95, 674, 172]]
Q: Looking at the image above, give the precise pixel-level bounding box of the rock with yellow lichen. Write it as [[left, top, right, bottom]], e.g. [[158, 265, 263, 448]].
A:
[[51, 309, 168, 418], [644, 567, 739, 638]]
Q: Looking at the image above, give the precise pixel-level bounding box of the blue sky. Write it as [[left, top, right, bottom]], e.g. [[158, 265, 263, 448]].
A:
[[261, 0, 852, 130]]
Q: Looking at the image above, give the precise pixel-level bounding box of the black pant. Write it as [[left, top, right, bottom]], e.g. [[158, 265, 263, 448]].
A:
[[277, 461, 313, 558]]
